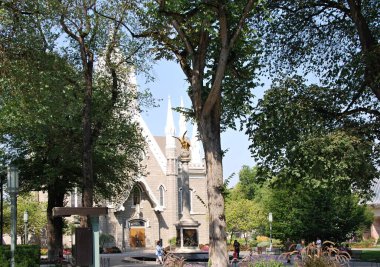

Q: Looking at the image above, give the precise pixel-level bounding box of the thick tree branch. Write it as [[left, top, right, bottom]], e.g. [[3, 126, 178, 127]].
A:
[[60, 15, 80, 41], [203, 0, 255, 117], [316, 105, 380, 119], [229, 0, 255, 49], [171, 19, 195, 55]]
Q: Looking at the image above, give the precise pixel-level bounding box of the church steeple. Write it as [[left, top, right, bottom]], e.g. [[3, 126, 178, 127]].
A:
[[190, 122, 203, 165], [179, 97, 187, 137], [165, 96, 176, 149], [165, 96, 177, 176]]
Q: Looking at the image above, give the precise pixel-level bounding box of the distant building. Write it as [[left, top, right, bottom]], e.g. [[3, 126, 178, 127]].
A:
[[366, 179, 380, 242], [97, 96, 209, 249]]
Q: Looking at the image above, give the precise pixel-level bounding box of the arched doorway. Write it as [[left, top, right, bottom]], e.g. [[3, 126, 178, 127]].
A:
[[128, 219, 146, 247]]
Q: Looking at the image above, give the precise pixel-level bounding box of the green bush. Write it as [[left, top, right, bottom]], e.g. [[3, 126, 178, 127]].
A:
[[249, 239, 258, 248], [359, 250, 380, 262], [257, 241, 270, 248], [0, 245, 40, 267], [349, 239, 376, 248], [247, 260, 284, 267], [99, 233, 115, 248]]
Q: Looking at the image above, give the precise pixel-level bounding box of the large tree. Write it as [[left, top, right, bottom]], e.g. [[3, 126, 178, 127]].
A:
[[0, 47, 145, 258], [246, 76, 379, 198], [0, 0, 146, 259], [255, 182, 373, 243], [259, 0, 379, 102], [50, 0, 148, 223], [225, 198, 266, 245], [139, 1, 262, 264]]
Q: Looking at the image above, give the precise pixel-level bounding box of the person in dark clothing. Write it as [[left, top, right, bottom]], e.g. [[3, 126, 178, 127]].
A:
[[233, 240, 240, 258]]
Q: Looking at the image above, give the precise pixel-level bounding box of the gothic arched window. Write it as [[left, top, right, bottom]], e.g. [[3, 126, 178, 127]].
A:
[[159, 185, 165, 207], [132, 186, 141, 206]]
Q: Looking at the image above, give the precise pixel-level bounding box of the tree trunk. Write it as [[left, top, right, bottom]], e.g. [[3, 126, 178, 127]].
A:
[[199, 101, 228, 266], [80, 40, 94, 227], [47, 186, 65, 261]]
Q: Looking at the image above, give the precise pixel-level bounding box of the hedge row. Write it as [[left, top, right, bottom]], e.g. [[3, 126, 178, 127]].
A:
[[0, 245, 40, 267]]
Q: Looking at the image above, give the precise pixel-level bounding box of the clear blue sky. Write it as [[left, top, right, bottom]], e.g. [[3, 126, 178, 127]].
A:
[[139, 60, 266, 186]]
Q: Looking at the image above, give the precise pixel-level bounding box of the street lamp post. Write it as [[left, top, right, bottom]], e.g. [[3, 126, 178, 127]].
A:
[[7, 165, 19, 267], [23, 211, 28, 245], [268, 212, 273, 252]]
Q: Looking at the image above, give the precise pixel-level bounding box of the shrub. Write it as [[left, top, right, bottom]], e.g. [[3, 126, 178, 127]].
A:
[[40, 248, 48, 256], [249, 239, 258, 248], [349, 238, 376, 248], [0, 245, 40, 267], [257, 236, 270, 243], [280, 241, 351, 267], [250, 260, 284, 267], [257, 241, 270, 248], [99, 233, 115, 249]]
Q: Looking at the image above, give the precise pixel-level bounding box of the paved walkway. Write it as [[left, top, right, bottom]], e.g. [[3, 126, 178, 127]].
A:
[[41, 248, 380, 266]]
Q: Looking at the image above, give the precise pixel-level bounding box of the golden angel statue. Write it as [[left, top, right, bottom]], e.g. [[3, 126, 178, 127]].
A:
[[173, 131, 191, 150]]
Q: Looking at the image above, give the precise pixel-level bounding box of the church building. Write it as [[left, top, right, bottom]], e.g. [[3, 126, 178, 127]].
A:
[[98, 97, 209, 249]]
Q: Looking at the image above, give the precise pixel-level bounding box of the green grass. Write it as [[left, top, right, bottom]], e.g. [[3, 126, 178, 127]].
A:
[[359, 250, 380, 262]]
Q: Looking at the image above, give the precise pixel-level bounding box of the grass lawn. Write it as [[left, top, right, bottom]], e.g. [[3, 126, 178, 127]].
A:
[[359, 250, 380, 262]]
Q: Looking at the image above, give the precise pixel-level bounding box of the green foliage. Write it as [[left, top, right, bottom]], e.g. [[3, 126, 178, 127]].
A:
[[139, 1, 264, 263], [254, 182, 373, 243], [0, 245, 40, 267], [237, 165, 261, 200], [225, 198, 266, 240], [140, 0, 261, 128], [350, 239, 376, 248], [258, 1, 380, 100], [247, 76, 379, 200], [249, 260, 284, 267], [169, 237, 177, 247], [0, 16, 146, 200], [358, 250, 380, 262], [2, 194, 47, 240], [99, 233, 116, 249]]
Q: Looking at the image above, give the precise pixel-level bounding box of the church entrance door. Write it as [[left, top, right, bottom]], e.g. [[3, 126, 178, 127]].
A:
[[129, 228, 145, 247]]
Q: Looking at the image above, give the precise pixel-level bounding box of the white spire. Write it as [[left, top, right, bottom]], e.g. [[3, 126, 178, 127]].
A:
[[165, 96, 176, 148], [179, 97, 187, 137], [190, 122, 203, 164]]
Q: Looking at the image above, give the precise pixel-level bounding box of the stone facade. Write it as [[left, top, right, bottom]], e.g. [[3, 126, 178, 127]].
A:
[[99, 97, 209, 249]]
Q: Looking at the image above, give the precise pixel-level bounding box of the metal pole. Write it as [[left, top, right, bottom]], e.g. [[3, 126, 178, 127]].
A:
[[10, 192, 17, 267], [268, 212, 273, 252], [24, 222, 27, 245], [90, 216, 100, 267], [270, 221, 272, 252], [23, 211, 29, 245]]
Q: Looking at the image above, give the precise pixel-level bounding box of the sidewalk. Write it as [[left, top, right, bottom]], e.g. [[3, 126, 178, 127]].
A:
[[40, 248, 380, 266]]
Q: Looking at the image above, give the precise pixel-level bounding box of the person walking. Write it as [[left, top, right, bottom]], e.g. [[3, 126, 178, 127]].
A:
[[155, 240, 164, 265], [316, 237, 322, 256], [284, 238, 292, 263], [233, 240, 240, 258]]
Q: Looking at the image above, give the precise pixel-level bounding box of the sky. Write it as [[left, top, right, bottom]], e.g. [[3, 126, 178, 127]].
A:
[[139, 60, 266, 186]]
